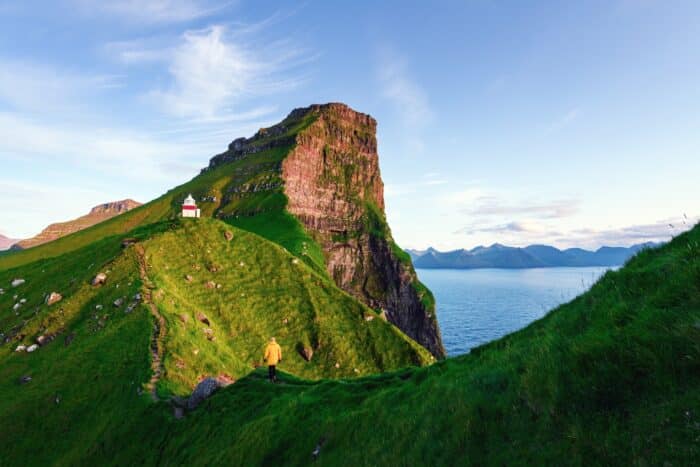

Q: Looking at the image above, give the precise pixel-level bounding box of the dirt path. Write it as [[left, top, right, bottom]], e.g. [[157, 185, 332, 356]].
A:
[[134, 244, 166, 401]]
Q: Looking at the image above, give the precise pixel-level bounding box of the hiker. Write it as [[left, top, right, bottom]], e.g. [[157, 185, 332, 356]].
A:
[[264, 337, 282, 382]]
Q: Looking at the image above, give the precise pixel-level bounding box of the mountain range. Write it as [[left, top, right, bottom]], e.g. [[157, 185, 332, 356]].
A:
[[407, 242, 660, 269], [10, 199, 141, 250], [0, 234, 18, 251]]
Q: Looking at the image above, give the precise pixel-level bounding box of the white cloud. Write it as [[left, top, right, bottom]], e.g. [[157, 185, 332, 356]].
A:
[[0, 59, 122, 113], [377, 46, 433, 127], [134, 25, 308, 119], [544, 107, 580, 135], [73, 0, 229, 24]]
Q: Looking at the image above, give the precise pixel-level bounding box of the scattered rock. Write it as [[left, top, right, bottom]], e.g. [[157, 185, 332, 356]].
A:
[[113, 297, 124, 308], [217, 374, 235, 386], [184, 274, 194, 283], [95, 304, 103, 310], [0, 288, 4, 295], [15, 345, 26, 352], [55, 394, 61, 405], [196, 312, 210, 326], [193, 349, 199, 356], [64, 333, 75, 346], [292, 258, 300, 265], [13, 303, 21, 311], [353, 368, 359, 374], [205, 281, 216, 289], [121, 238, 137, 248], [125, 303, 136, 313], [26, 344, 38, 353], [239, 261, 245, 267], [216, 283, 222, 289], [19, 298, 27, 304], [133, 293, 142, 301], [299, 346, 314, 362], [312, 437, 326, 461], [11, 279, 25, 287], [19, 375, 32, 385], [379, 310, 389, 321], [178, 314, 189, 324], [224, 231, 233, 241], [203, 328, 215, 341], [282, 317, 289, 324], [208, 264, 220, 273], [36, 335, 53, 346], [45, 292, 63, 306], [91, 273, 108, 286], [364, 314, 375, 322], [186, 377, 223, 410], [334, 362, 340, 369]]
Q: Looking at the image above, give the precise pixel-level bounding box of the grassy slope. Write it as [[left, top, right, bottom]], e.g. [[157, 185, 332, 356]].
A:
[[87, 223, 700, 465], [144, 218, 432, 395]]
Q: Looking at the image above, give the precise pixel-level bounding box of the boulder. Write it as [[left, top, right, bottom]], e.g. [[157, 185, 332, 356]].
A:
[[11, 279, 25, 287], [364, 314, 375, 322], [203, 328, 215, 341], [184, 274, 194, 283], [15, 345, 26, 352], [205, 281, 216, 289], [36, 335, 53, 346], [186, 377, 222, 410], [13, 303, 21, 311], [298, 346, 314, 362], [19, 375, 32, 385], [91, 273, 107, 286], [26, 344, 38, 353], [46, 292, 63, 306], [113, 297, 124, 308], [196, 312, 210, 325], [224, 231, 233, 241]]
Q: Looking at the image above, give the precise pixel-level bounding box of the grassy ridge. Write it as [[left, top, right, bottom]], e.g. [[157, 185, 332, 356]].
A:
[[80, 224, 700, 465]]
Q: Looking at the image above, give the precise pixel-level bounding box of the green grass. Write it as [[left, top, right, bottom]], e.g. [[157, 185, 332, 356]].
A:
[[1, 219, 698, 464]]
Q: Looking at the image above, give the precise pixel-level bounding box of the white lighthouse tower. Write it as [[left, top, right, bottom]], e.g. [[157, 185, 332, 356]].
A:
[[182, 194, 200, 218]]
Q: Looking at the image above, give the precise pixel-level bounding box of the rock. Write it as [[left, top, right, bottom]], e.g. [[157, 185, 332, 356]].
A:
[[203, 328, 215, 341], [19, 375, 32, 385], [45, 292, 63, 306], [64, 333, 75, 346], [292, 258, 299, 265], [299, 346, 314, 362], [91, 273, 107, 286], [36, 335, 52, 346], [0, 288, 4, 295], [184, 274, 194, 283], [217, 374, 235, 386], [196, 312, 210, 326], [179, 314, 189, 324], [224, 231, 233, 241], [11, 279, 25, 287], [125, 303, 136, 313], [186, 377, 223, 410], [26, 344, 38, 353], [205, 281, 216, 289], [364, 314, 375, 321], [334, 362, 340, 369], [15, 345, 26, 352], [133, 293, 142, 301], [121, 238, 137, 248], [216, 283, 222, 289], [175, 359, 186, 369], [113, 297, 124, 308], [282, 317, 289, 324], [379, 310, 388, 321], [19, 298, 27, 304], [13, 303, 21, 311], [95, 304, 103, 310]]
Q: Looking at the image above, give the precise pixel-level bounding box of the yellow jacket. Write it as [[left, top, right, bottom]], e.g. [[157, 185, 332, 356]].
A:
[[264, 342, 282, 366]]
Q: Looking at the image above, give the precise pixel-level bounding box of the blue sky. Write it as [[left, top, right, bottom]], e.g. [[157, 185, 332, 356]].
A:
[[1, 0, 698, 249]]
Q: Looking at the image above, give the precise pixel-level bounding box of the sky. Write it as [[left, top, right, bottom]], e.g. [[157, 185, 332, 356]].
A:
[[0, 0, 698, 250]]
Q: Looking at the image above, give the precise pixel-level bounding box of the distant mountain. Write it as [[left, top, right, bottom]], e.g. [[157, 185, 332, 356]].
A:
[[0, 233, 19, 251], [411, 242, 660, 269], [13, 199, 141, 250]]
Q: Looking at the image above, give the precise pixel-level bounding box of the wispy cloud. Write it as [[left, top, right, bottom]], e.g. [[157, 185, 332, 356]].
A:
[[73, 0, 230, 24], [376, 46, 433, 127], [116, 24, 310, 119], [544, 107, 580, 135], [0, 59, 122, 113], [468, 197, 580, 219]]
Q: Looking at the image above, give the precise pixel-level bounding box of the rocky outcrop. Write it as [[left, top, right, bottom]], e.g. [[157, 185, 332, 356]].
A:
[[280, 104, 445, 357], [14, 199, 141, 250]]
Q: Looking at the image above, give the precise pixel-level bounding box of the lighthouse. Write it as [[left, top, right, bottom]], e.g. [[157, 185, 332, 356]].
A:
[[182, 194, 201, 218]]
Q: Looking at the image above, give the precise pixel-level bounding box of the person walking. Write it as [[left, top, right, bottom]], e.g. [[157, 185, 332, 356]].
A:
[[264, 337, 282, 383]]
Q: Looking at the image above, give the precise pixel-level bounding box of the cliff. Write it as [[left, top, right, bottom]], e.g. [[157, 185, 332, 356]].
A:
[[208, 103, 445, 357], [0, 234, 18, 251], [14, 199, 141, 250]]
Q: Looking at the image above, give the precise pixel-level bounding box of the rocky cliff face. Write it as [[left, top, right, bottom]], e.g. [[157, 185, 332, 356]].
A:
[[280, 104, 444, 357], [15, 199, 141, 250], [0, 233, 18, 251]]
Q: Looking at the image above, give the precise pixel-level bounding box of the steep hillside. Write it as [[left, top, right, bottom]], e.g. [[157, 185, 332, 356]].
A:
[[13, 199, 141, 250], [0, 103, 443, 357], [1, 222, 697, 464]]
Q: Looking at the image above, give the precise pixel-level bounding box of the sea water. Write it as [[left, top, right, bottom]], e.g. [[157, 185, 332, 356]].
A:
[[417, 267, 611, 356]]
